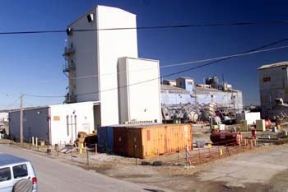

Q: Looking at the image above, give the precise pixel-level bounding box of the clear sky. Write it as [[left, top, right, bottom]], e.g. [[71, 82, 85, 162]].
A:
[[1, 0, 288, 109]]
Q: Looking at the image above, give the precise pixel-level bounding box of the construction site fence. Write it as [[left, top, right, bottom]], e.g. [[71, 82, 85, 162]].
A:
[[190, 138, 258, 166], [12, 138, 259, 167], [155, 138, 259, 166]]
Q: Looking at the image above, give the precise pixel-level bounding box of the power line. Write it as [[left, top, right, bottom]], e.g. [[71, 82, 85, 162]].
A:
[[78, 44, 288, 96], [1, 20, 288, 35], [24, 41, 288, 98], [161, 45, 288, 69], [24, 94, 64, 98], [58, 37, 288, 82], [4, 96, 21, 110]]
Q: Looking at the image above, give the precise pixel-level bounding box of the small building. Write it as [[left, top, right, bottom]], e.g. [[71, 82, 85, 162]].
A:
[[162, 79, 176, 86], [9, 102, 98, 145], [258, 61, 288, 119]]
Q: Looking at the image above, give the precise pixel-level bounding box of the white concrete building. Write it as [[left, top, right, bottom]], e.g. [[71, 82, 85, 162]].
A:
[[9, 102, 97, 145], [63, 5, 162, 126]]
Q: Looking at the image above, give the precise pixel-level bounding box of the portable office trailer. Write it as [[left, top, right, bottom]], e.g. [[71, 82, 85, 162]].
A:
[[113, 124, 192, 159], [9, 102, 97, 145]]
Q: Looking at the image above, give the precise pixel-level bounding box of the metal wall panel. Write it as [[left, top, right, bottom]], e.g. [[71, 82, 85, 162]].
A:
[[97, 126, 114, 152]]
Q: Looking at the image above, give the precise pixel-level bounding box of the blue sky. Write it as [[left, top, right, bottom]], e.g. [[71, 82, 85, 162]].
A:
[[1, 0, 288, 109]]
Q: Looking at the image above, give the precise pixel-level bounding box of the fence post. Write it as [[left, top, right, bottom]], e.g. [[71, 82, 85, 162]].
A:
[[198, 148, 201, 164], [71, 148, 73, 161], [86, 149, 90, 166], [177, 147, 180, 164], [218, 146, 221, 157], [95, 144, 97, 157], [57, 143, 59, 157], [226, 145, 230, 156], [35, 137, 38, 151], [135, 145, 137, 165]]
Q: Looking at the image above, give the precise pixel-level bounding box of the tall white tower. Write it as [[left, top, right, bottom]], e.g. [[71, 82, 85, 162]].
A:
[[63, 5, 138, 126]]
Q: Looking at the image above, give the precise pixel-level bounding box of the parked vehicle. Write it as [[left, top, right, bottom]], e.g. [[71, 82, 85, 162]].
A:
[[0, 153, 37, 192]]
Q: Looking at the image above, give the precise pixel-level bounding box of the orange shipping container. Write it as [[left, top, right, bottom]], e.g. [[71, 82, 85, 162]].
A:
[[126, 124, 192, 159]]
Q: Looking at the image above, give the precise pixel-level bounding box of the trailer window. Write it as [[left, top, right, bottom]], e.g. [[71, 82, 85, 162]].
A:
[[0, 167, 11, 182], [13, 164, 28, 178]]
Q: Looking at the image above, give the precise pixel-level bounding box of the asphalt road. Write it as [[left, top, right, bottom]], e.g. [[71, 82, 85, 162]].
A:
[[0, 144, 169, 192]]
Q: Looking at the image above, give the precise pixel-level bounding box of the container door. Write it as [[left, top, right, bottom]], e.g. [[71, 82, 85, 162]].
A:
[[157, 125, 165, 154], [127, 128, 141, 158], [164, 126, 168, 153], [113, 127, 127, 156], [97, 127, 107, 152], [107, 127, 113, 152]]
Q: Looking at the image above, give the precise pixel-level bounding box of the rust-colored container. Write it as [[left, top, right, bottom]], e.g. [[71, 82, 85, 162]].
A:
[[210, 132, 240, 145], [124, 124, 192, 159], [113, 127, 128, 156]]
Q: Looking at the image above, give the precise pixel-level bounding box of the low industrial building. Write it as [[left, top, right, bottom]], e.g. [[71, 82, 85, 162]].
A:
[[161, 76, 243, 121], [258, 61, 288, 119], [9, 102, 97, 145]]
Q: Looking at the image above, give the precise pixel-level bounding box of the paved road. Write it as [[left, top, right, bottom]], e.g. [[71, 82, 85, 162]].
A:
[[0, 144, 169, 192]]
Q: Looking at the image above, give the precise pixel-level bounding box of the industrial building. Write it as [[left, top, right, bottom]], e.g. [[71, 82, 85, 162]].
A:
[[9, 5, 162, 144], [161, 76, 243, 122], [9, 102, 96, 145], [258, 61, 288, 119], [63, 5, 161, 125]]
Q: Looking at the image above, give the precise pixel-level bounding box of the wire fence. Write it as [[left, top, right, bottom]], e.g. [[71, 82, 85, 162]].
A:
[[8, 136, 260, 167], [186, 138, 258, 166]]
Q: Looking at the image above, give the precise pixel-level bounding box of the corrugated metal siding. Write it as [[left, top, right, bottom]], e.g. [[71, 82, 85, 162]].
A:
[[97, 126, 114, 152], [113, 127, 128, 156], [114, 124, 193, 159]]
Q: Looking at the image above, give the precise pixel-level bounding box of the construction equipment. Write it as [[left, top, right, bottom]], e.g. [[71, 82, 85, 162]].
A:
[[74, 131, 97, 150]]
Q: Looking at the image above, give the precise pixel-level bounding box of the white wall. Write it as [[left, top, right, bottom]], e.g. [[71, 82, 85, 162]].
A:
[[118, 57, 161, 123], [97, 6, 138, 126], [50, 102, 95, 145], [68, 8, 99, 102]]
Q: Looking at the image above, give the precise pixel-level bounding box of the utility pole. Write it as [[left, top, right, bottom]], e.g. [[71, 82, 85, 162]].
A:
[[20, 93, 23, 145]]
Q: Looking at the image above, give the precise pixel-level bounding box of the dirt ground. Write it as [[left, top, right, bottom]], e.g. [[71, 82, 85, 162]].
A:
[[6, 124, 288, 192], [61, 145, 287, 192]]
